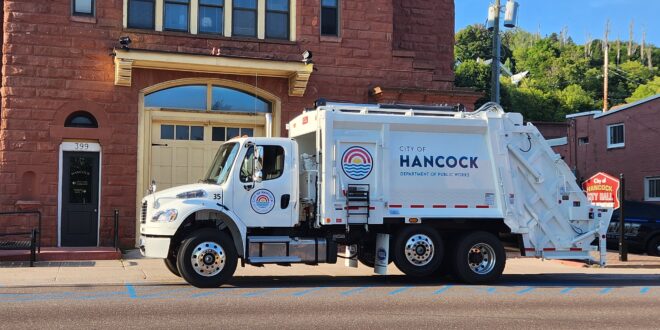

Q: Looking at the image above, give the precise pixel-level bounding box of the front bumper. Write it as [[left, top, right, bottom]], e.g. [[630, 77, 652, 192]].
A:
[[139, 235, 171, 259]]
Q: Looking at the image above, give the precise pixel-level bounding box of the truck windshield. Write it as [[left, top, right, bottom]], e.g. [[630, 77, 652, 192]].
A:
[[203, 142, 239, 185]]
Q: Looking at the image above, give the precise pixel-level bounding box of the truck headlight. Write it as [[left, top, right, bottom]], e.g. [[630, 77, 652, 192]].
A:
[[176, 190, 207, 199], [152, 209, 178, 223]]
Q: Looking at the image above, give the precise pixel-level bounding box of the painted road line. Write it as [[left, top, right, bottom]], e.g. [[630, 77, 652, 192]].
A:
[[140, 288, 193, 299], [388, 286, 411, 296], [516, 287, 535, 295], [242, 288, 278, 297], [190, 287, 238, 299], [291, 287, 324, 297], [433, 285, 452, 295], [560, 287, 574, 294], [640, 287, 650, 294], [125, 284, 138, 299], [341, 287, 369, 296], [599, 288, 613, 295]]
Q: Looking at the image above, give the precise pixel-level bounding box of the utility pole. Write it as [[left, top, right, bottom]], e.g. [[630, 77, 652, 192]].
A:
[[603, 20, 609, 112], [491, 0, 501, 104]]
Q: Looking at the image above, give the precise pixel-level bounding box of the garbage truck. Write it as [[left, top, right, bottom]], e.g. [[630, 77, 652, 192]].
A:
[[139, 101, 614, 288]]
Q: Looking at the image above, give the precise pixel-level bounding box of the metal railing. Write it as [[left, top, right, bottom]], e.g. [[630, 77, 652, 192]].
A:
[[0, 210, 42, 253]]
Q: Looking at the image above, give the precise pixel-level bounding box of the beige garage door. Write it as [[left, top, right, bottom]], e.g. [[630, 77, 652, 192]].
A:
[[150, 122, 264, 190]]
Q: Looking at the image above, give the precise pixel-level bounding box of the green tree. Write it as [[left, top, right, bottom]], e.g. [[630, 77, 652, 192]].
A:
[[455, 59, 491, 105], [558, 84, 595, 113], [455, 24, 492, 62], [625, 76, 660, 102]]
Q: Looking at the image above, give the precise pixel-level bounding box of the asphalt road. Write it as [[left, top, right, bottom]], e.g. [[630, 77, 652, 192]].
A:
[[1, 273, 659, 329]]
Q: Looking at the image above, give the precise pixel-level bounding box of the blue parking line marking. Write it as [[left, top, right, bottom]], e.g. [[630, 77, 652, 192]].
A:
[[190, 287, 237, 298], [292, 287, 323, 297], [640, 287, 649, 294], [388, 286, 411, 296], [516, 287, 535, 295], [243, 288, 277, 297], [125, 284, 138, 299], [560, 287, 574, 294], [487, 287, 497, 294], [341, 287, 368, 296], [140, 288, 191, 299], [599, 288, 613, 295], [433, 285, 452, 295]]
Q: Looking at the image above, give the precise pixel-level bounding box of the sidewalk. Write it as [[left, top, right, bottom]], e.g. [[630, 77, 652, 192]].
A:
[[0, 250, 657, 288]]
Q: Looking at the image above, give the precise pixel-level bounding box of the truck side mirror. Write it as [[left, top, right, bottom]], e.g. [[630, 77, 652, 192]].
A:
[[253, 146, 264, 183]]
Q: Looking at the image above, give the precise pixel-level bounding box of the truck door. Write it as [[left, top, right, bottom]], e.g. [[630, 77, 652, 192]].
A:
[[232, 142, 294, 227]]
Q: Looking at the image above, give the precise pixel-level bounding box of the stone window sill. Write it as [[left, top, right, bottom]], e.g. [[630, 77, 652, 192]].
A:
[[70, 15, 97, 24], [320, 35, 342, 43]]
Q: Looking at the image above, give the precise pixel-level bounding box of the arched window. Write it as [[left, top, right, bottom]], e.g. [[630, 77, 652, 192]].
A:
[[145, 84, 271, 113], [64, 111, 98, 128]]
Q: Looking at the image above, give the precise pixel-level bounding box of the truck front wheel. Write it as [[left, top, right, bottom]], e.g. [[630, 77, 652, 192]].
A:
[[392, 226, 444, 277], [453, 231, 506, 284], [163, 255, 180, 277], [176, 228, 238, 288]]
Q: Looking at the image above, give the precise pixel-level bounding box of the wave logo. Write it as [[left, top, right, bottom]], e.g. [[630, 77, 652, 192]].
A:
[[341, 146, 373, 180], [250, 189, 275, 214]]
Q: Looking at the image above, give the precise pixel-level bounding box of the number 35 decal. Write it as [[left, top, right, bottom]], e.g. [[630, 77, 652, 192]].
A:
[[213, 194, 222, 200]]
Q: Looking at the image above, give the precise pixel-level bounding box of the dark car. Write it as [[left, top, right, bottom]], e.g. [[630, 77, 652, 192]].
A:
[[606, 200, 660, 256]]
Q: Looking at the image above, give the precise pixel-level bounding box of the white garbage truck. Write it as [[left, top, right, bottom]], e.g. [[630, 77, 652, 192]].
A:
[[139, 101, 613, 288]]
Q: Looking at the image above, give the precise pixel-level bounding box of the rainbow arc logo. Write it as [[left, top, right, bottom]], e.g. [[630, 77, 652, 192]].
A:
[[341, 146, 373, 180]]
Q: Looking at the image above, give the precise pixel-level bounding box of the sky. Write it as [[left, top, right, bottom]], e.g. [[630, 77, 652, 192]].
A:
[[455, 0, 660, 45]]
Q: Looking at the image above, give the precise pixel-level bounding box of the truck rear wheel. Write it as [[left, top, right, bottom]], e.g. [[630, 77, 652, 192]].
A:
[[392, 226, 443, 277], [453, 231, 505, 284], [176, 228, 237, 288]]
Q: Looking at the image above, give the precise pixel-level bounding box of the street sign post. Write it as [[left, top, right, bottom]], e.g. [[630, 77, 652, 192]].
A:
[[582, 172, 626, 261]]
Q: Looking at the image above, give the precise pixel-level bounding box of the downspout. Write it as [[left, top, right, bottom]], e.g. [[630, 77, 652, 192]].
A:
[[265, 113, 272, 138]]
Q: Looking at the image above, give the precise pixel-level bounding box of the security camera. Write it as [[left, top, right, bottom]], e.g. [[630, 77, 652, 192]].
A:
[[302, 50, 313, 64], [119, 36, 132, 50]]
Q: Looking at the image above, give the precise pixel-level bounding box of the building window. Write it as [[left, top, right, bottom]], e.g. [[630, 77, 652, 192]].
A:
[[320, 0, 339, 36], [646, 177, 660, 201], [73, 0, 94, 16], [578, 137, 589, 145], [607, 123, 624, 149], [266, 0, 289, 39], [233, 0, 257, 37], [199, 0, 224, 34], [128, 0, 156, 29], [145, 84, 272, 114], [65, 111, 98, 128], [164, 0, 190, 32]]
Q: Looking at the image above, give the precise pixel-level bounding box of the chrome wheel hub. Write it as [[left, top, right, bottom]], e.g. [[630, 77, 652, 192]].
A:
[[404, 234, 434, 266], [191, 241, 225, 277], [467, 243, 496, 275]]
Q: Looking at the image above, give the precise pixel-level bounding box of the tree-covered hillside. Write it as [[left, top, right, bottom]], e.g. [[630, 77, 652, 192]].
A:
[[455, 25, 659, 121]]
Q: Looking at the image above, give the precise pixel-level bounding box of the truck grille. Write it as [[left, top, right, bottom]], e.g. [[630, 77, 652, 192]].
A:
[[141, 201, 148, 224]]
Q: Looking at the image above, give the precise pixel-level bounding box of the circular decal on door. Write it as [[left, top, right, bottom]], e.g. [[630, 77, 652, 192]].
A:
[[250, 189, 275, 214], [341, 146, 373, 180]]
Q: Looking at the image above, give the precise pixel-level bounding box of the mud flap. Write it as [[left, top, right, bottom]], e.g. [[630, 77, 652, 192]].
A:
[[374, 233, 390, 275]]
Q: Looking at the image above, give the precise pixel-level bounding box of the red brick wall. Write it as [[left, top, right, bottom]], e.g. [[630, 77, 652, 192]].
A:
[[565, 98, 660, 203], [1, 0, 470, 246]]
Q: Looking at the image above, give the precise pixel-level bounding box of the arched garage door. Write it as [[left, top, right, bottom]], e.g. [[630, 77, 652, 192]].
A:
[[144, 83, 272, 191]]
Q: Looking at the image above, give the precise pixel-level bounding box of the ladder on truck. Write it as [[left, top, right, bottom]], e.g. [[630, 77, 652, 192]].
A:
[[346, 184, 370, 224]]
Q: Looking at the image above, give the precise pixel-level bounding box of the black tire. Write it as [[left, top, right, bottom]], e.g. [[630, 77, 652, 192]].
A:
[[176, 228, 238, 288], [357, 244, 375, 268], [453, 231, 506, 284], [647, 235, 660, 257], [163, 255, 180, 277], [392, 226, 444, 277]]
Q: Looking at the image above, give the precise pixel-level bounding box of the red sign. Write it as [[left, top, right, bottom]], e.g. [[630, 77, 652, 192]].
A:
[[582, 172, 620, 209]]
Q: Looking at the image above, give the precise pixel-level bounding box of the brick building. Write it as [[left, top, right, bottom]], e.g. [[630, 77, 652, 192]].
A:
[[0, 0, 479, 247], [560, 94, 660, 203]]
